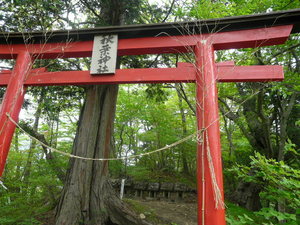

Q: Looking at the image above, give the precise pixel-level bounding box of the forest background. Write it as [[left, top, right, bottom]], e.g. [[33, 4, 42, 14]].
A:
[[0, 0, 299, 224]]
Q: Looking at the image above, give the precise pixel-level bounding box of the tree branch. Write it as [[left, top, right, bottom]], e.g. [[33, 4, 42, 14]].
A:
[[267, 42, 300, 64], [218, 98, 239, 121], [219, 97, 257, 149], [79, 0, 102, 21], [291, 49, 300, 73], [177, 83, 196, 115], [161, 0, 177, 23], [20, 123, 65, 183]]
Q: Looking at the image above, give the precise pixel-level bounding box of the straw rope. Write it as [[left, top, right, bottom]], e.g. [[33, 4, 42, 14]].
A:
[[6, 113, 198, 161], [6, 109, 223, 210], [205, 132, 225, 209]]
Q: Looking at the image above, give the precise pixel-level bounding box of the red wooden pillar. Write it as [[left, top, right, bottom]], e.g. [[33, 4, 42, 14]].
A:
[[0, 51, 32, 177], [195, 41, 226, 225]]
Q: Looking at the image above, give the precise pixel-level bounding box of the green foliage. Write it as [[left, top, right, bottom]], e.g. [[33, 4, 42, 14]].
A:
[[0, 0, 72, 31], [190, 0, 236, 19], [125, 165, 196, 187], [256, 208, 297, 224], [145, 84, 169, 102], [230, 152, 300, 224], [126, 166, 153, 181], [114, 84, 196, 178], [109, 160, 124, 177], [0, 194, 47, 225], [190, 0, 300, 20], [1, 0, 300, 224]]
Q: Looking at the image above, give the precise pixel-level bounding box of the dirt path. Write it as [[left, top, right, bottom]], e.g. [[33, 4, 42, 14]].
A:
[[137, 200, 197, 225]]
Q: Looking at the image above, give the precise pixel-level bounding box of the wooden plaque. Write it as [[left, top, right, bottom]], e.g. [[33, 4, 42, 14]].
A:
[[91, 35, 118, 74]]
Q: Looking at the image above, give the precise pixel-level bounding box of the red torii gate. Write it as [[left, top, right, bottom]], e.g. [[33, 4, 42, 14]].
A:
[[0, 10, 298, 225]]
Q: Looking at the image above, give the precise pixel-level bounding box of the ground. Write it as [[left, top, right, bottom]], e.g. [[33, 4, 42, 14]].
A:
[[40, 198, 262, 224], [125, 199, 197, 225]]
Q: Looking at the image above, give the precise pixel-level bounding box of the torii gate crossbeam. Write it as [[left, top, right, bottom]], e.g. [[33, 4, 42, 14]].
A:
[[0, 22, 294, 225]]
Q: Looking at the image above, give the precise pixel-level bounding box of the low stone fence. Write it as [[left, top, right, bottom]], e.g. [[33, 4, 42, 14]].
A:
[[111, 179, 197, 202]]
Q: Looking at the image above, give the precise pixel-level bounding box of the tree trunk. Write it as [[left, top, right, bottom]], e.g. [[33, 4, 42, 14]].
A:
[[55, 0, 150, 223], [176, 85, 189, 175], [22, 89, 44, 193], [231, 178, 262, 211], [55, 85, 144, 225]]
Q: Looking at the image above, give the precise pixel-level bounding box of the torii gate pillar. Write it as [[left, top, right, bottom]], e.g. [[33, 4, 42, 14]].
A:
[[195, 41, 225, 224], [0, 51, 32, 176]]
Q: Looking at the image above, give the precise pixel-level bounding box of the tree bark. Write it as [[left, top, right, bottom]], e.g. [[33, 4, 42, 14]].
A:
[[56, 0, 147, 223], [22, 89, 44, 192], [277, 92, 296, 161], [176, 84, 189, 175], [55, 85, 144, 225], [231, 178, 262, 211]]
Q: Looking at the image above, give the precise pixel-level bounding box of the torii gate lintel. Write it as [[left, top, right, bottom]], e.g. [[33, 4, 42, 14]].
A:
[[0, 24, 293, 225]]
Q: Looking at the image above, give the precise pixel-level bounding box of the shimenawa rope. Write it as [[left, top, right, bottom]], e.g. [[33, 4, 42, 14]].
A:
[[6, 112, 197, 161], [6, 113, 224, 210]]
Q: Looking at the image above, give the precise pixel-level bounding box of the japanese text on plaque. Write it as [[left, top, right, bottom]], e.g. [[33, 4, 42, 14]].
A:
[[91, 35, 118, 74]]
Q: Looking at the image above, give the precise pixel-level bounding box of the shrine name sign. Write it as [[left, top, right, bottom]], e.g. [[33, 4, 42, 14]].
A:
[[90, 35, 118, 74]]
